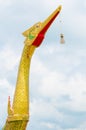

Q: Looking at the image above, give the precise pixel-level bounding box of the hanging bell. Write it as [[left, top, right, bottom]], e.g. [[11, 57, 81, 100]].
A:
[[60, 33, 65, 44]]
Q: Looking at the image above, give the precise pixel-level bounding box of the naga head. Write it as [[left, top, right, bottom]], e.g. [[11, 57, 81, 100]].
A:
[[22, 22, 42, 46], [22, 5, 62, 47]]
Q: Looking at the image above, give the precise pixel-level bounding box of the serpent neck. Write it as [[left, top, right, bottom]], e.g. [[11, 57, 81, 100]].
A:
[[13, 45, 36, 116]]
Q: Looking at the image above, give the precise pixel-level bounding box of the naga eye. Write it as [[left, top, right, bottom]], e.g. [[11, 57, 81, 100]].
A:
[[36, 24, 39, 28]]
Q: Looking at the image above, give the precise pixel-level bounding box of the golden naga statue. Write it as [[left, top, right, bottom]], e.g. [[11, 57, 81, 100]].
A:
[[3, 5, 62, 130]]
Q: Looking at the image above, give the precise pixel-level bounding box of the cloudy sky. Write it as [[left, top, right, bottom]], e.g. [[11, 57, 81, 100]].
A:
[[0, 0, 86, 129]]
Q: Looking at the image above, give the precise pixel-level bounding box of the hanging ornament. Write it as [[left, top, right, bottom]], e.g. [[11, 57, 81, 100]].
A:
[[58, 14, 65, 44], [60, 33, 65, 44]]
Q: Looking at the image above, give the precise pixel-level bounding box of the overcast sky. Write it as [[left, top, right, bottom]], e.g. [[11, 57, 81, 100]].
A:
[[0, 0, 86, 130]]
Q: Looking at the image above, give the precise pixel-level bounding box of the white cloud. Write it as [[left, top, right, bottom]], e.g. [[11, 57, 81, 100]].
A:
[[0, 78, 14, 107], [30, 43, 86, 113], [79, 121, 86, 129], [0, 45, 19, 71], [55, 0, 86, 40], [0, 78, 12, 89], [41, 122, 63, 130], [41, 122, 55, 129], [31, 55, 47, 75], [65, 121, 86, 130], [30, 99, 63, 122], [84, 0, 86, 8], [0, 0, 13, 7], [39, 70, 86, 111]]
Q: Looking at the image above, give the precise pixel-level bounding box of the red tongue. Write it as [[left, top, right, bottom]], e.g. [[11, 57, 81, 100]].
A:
[[40, 11, 60, 35], [32, 33, 44, 47]]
